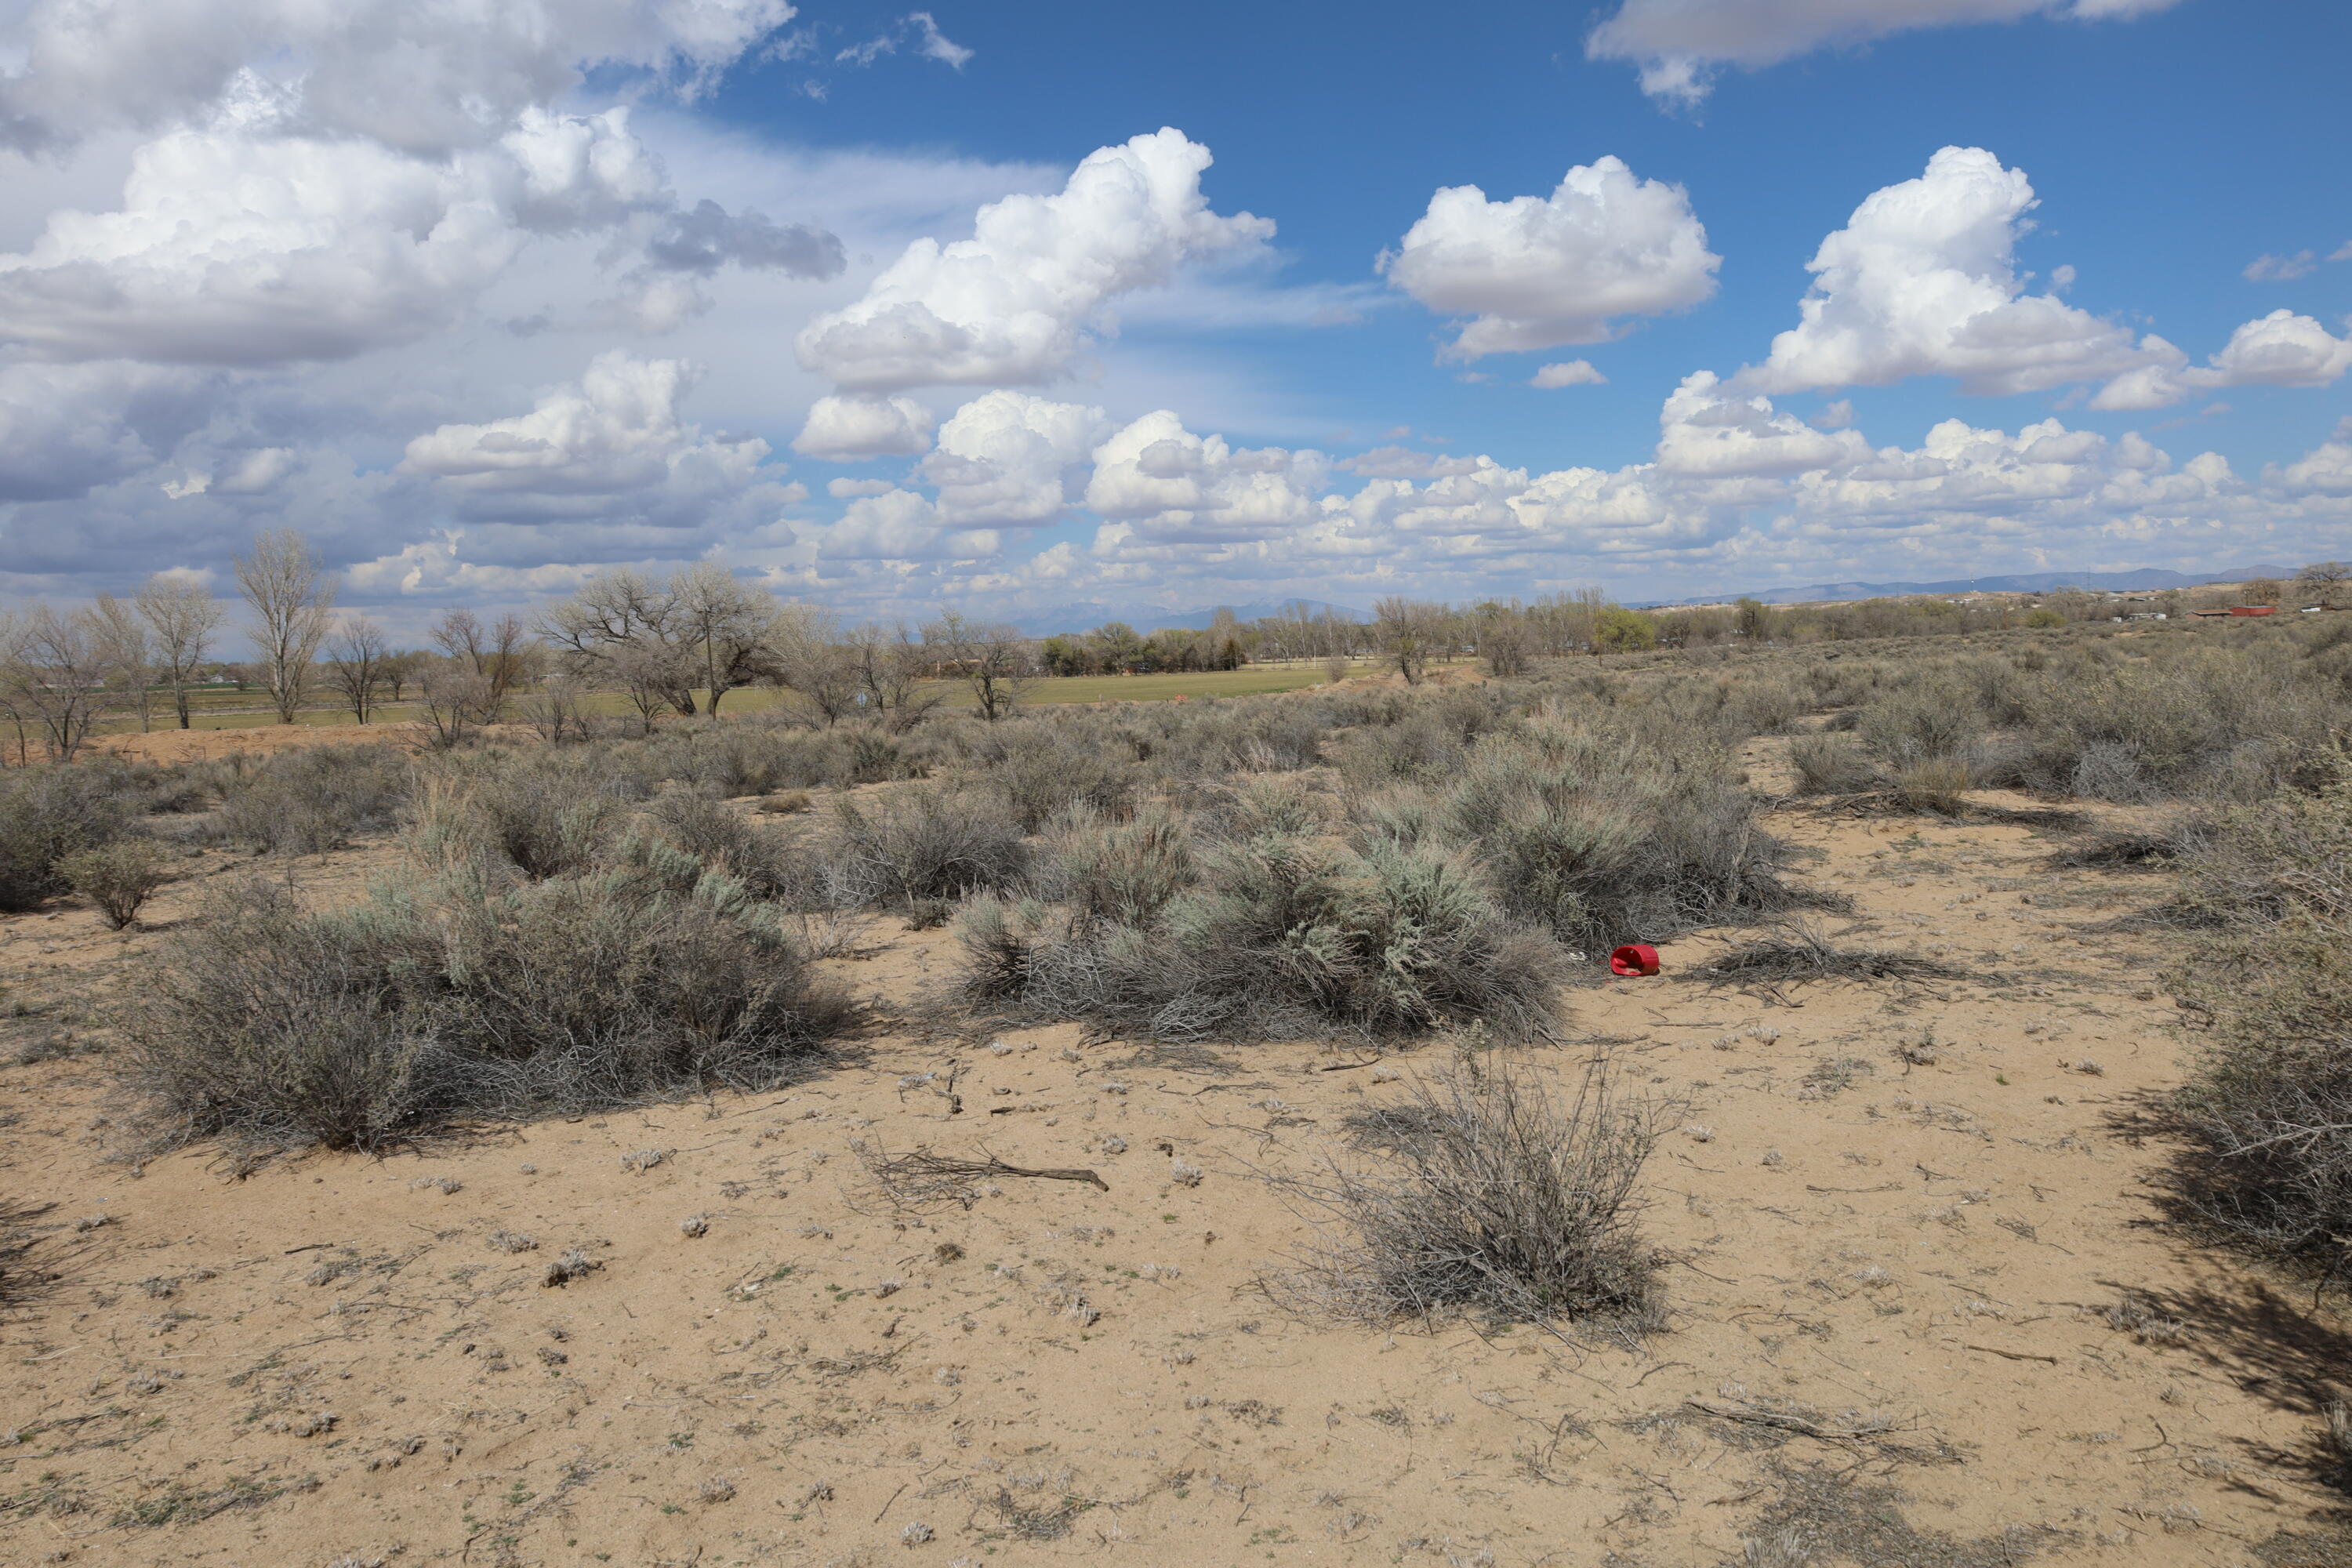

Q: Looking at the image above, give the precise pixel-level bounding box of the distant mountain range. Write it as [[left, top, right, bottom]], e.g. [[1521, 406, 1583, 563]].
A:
[[1004, 563, 2303, 636], [1636, 564, 2299, 608]]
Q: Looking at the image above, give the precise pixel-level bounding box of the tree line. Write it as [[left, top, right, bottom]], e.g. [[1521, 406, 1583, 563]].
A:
[[10, 527, 2344, 762]]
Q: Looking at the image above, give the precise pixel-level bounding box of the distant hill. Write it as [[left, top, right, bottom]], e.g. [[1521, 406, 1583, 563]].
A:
[[1639, 564, 2298, 608], [1010, 599, 1364, 637]]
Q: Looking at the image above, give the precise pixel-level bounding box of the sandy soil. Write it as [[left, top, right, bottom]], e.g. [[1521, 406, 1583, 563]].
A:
[[2, 760, 2346, 1566]]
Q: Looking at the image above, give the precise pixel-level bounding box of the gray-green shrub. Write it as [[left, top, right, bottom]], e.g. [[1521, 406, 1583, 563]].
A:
[[60, 838, 171, 929], [961, 831, 1563, 1043], [0, 762, 143, 910], [212, 746, 408, 854], [1421, 713, 1802, 953], [125, 841, 850, 1151], [2166, 769, 2352, 1286]]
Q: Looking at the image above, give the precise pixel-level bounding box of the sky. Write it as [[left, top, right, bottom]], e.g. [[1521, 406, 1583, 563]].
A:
[[0, 0, 2347, 633]]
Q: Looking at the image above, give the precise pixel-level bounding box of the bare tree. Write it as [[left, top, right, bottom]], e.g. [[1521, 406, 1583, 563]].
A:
[[923, 612, 1033, 721], [543, 565, 786, 718], [327, 615, 393, 723], [767, 604, 859, 725], [0, 606, 116, 760], [1374, 597, 1447, 684], [430, 608, 536, 717], [2297, 561, 2350, 606], [853, 622, 941, 727], [0, 608, 28, 764], [1479, 617, 1531, 678], [234, 529, 337, 724], [542, 568, 697, 716], [609, 640, 694, 734], [381, 648, 422, 705], [89, 593, 155, 731], [417, 659, 495, 747], [135, 575, 226, 730], [673, 562, 783, 715], [516, 675, 596, 744]]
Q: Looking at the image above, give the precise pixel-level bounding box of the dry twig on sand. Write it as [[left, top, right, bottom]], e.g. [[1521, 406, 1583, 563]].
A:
[[860, 1145, 1108, 1210]]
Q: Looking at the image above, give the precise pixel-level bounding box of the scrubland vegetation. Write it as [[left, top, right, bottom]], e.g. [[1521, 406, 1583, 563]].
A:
[[5, 608, 2348, 1308], [6, 600, 2352, 1563]]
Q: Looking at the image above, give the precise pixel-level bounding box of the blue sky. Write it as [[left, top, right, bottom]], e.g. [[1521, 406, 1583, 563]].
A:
[[0, 0, 2347, 629]]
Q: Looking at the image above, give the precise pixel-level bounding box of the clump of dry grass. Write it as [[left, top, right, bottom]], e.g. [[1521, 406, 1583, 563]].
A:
[[1272, 1055, 1660, 1330], [0, 1201, 59, 1317], [1417, 711, 1813, 955], [1889, 757, 1972, 817], [2323, 1398, 2351, 1486], [2102, 1290, 2190, 1346], [211, 745, 409, 855], [822, 786, 1028, 909], [1788, 733, 1876, 796], [2047, 815, 2213, 872]]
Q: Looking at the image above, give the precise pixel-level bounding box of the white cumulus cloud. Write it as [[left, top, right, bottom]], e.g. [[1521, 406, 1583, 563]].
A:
[[1083, 410, 1329, 544], [791, 394, 938, 459], [2091, 309, 2352, 410], [401, 350, 782, 539], [0, 104, 667, 365], [1655, 372, 1867, 477], [793, 128, 1272, 394], [1380, 158, 1718, 360], [920, 390, 1109, 525], [2199, 310, 2352, 389], [815, 488, 997, 561], [1743, 146, 2178, 401]]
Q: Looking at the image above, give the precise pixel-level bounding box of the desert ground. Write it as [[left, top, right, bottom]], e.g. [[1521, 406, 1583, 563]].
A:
[[4, 714, 2346, 1568]]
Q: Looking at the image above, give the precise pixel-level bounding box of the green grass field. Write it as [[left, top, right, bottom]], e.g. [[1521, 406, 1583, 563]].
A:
[[90, 662, 1378, 737]]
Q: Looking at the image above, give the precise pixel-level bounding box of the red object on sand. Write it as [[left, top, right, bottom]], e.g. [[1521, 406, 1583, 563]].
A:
[[1610, 943, 1661, 977]]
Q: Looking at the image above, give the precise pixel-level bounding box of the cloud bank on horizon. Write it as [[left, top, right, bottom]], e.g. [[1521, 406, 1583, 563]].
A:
[[0, 0, 2346, 630]]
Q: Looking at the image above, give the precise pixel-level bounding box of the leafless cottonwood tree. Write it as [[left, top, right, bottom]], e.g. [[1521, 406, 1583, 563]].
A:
[[850, 622, 940, 726], [1374, 597, 1450, 685], [327, 615, 393, 723], [418, 659, 495, 746], [430, 608, 536, 717], [89, 593, 154, 731], [766, 604, 859, 724], [923, 612, 1033, 721], [0, 605, 115, 760], [234, 529, 336, 724], [543, 564, 790, 718], [135, 575, 226, 730], [380, 648, 423, 704], [675, 561, 786, 716], [1479, 615, 1531, 678]]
